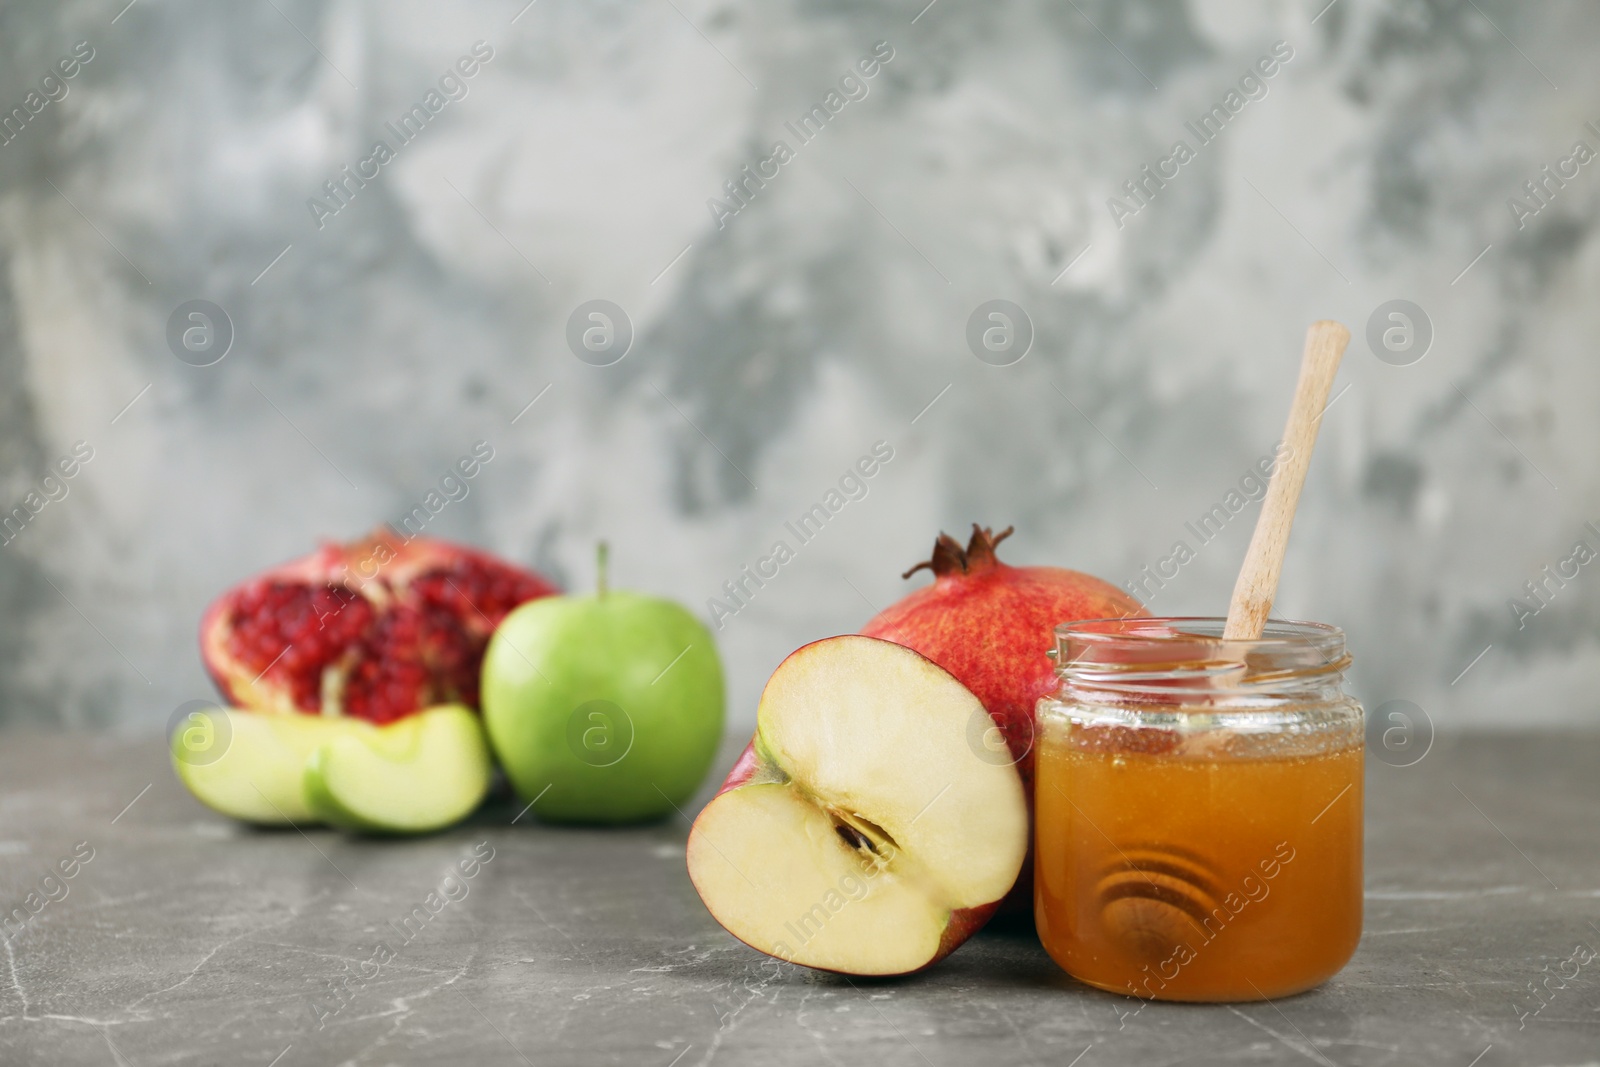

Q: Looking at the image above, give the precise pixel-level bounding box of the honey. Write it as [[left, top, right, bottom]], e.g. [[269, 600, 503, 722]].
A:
[[1033, 617, 1364, 1002], [1035, 722, 1362, 1000]]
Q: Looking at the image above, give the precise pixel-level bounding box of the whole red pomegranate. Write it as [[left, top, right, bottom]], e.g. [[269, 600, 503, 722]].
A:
[[861, 526, 1145, 910], [201, 530, 558, 723], [861, 524, 1146, 784]]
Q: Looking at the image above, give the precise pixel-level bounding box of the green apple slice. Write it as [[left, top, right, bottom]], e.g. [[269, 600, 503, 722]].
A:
[[171, 707, 368, 825], [303, 705, 492, 834]]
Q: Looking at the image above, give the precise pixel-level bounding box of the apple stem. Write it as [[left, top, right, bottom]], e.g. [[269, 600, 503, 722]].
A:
[[597, 540, 609, 599]]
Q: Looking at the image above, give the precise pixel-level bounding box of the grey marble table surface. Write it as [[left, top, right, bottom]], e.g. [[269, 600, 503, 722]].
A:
[[0, 730, 1595, 1066]]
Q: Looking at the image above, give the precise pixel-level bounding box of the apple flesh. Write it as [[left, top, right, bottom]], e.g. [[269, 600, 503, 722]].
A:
[[170, 708, 369, 825], [687, 635, 1027, 975], [303, 705, 492, 834]]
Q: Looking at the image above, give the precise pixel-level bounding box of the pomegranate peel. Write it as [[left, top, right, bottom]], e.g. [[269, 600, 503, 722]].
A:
[[864, 523, 1146, 779]]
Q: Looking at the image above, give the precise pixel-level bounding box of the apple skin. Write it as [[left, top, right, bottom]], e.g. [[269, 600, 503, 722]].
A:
[[481, 589, 724, 823], [712, 738, 763, 796], [700, 734, 999, 977]]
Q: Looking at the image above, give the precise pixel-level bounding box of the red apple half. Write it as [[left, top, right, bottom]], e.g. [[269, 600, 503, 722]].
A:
[[687, 635, 1028, 975]]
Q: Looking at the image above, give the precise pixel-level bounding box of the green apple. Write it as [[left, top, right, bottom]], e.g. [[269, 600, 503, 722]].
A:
[[481, 543, 725, 823], [303, 705, 493, 834], [170, 706, 370, 825]]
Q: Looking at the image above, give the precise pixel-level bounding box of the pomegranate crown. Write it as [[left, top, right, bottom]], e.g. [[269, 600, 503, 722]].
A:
[[902, 524, 1015, 580]]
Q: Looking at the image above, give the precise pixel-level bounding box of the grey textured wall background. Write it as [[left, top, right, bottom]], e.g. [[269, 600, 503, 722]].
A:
[[0, 0, 1590, 735]]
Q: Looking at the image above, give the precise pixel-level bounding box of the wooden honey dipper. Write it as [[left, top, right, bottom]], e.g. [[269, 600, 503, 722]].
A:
[[1224, 320, 1351, 641]]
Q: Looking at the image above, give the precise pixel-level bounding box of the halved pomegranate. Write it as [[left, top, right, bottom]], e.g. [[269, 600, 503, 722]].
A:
[[200, 530, 559, 723]]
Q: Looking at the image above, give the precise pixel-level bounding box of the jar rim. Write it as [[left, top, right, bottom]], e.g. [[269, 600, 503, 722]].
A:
[[1055, 616, 1344, 652], [1050, 616, 1350, 695]]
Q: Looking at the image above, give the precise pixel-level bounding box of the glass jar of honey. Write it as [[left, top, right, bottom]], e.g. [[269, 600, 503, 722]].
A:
[[1034, 617, 1363, 1002]]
